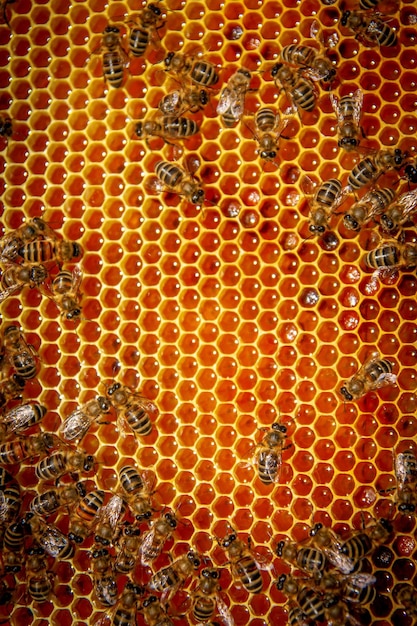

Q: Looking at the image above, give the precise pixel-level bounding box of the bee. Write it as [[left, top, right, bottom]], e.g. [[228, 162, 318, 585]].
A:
[[119, 465, 154, 522], [340, 352, 396, 402], [281, 44, 336, 83], [158, 86, 210, 116], [25, 545, 53, 602], [95, 494, 126, 547], [380, 188, 417, 233], [111, 581, 144, 626], [2, 520, 25, 572], [276, 575, 326, 623], [343, 572, 377, 604], [29, 481, 86, 519], [148, 549, 201, 602], [0, 114, 12, 139], [252, 422, 291, 485], [93, 25, 129, 88], [364, 242, 417, 271], [308, 178, 346, 235], [0, 402, 46, 439], [0, 433, 56, 465], [90, 547, 118, 607], [347, 149, 406, 191], [0, 263, 48, 303], [155, 160, 205, 205], [2, 325, 38, 381], [330, 90, 364, 152], [393, 450, 417, 513], [58, 395, 112, 444], [126, 2, 165, 58], [50, 266, 83, 321], [35, 449, 95, 482], [114, 521, 141, 573], [164, 52, 219, 88], [275, 538, 326, 575], [394, 583, 417, 616], [135, 116, 199, 145], [13, 239, 82, 266], [192, 567, 234, 626], [341, 10, 397, 47], [105, 381, 157, 438], [309, 523, 355, 574], [216, 68, 252, 127], [253, 107, 290, 162], [0, 374, 26, 410], [343, 187, 396, 231], [23, 514, 75, 560], [272, 63, 316, 113], [340, 518, 392, 564], [141, 594, 175, 626], [68, 488, 105, 544], [219, 529, 265, 594], [139, 511, 177, 566]]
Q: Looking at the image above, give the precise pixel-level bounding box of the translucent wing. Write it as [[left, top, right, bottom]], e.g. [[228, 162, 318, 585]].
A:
[[397, 189, 417, 221], [217, 594, 235, 626], [216, 88, 233, 115], [59, 410, 92, 443]]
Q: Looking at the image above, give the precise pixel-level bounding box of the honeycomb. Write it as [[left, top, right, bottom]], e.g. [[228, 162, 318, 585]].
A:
[[1, 0, 417, 623]]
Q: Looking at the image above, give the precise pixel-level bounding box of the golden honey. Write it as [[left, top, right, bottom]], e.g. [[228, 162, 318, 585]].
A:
[[1, 0, 417, 623]]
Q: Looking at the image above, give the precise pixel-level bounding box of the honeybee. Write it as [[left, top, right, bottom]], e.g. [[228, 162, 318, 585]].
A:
[[25, 545, 53, 602], [330, 90, 364, 152], [50, 266, 83, 321], [95, 494, 126, 547], [93, 25, 129, 88], [164, 52, 219, 88], [364, 242, 417, 271], [158, 86, 210, 116], [126, 2, 165, 58], [35, 449, 95, 482], [394, 583, 417, 616], [347, 149, 407, 191], [0, 263, 48, 303], [251, 422, 291, 485], [139, 511, 177, 566], [119, 465, 154, 521], [30, 481, 86, 519], [272, 63, 316, 113], [0, 433, 56, 465], [308, 178, 346, 235], [114, 521, 142, 573], [380, 188, 417, 233], [341, 10, 397, 47], [135, 116, 199, 145], [148, 549, 201, 602], [2, 520, 25, 572], [216, 68, 252, 127], [339, 518, 392, 564], [342, 187, 396, 231], [343, 572, 377, 604], [12, 239, 82, 267], [23, 514, 75, 560], [339, 352, 396, 401], [276, 538, 326, 575], [0, 114, 12, 139], [111, 581, 144, 626], [105, 381, 157, 438], [2, 325, 38, 381], [155, 160, 205, 205], [68, 488, 105, 544], [219, 529, 265, 594], [58, 395, 112, 444], [281, 44, 336, 83], [0, 374, 26, 410], [309, 523, 355, 574], [276, 575, 326, 624], [0, 402, 46, 439], [90, 547, 118, 607], [141, 594, 175, 626], [394, 450, 417, 513], [0, 483, 21, 527], [191, 567, 234, 626], [253, 107, 290, 162]]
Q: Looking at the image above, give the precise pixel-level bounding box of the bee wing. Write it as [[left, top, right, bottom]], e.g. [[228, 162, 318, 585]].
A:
[[330, 93, 343, 123], [59, 410, 91, 443], [2, 404, 33, 431], [158, 90, 181, 115], [347, 572, 377, 588], [394, 452, 412, 486], [216, 88, 233, 114], [216, 594, 235, 626], [138, 527, 158, 566], [0, 283, 22, 303], [351, 89, 364, 125], [40, 525, 71, 558], [71, 265, 83, 294], [396, 189, 417, 220], [324, 547, 355, 574]]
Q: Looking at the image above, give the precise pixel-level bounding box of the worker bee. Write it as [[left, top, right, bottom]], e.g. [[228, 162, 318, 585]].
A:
[[114, 521, 141, 573], [340, 518, 392, 564], [2, 520, 25, 572], [339, 352, 396, 402], [134, 116, 199, 146], [219, 529, 267, 594], [309, 523, 355, 574], [1, 325, 39, 381], [0, 402, 46, 439], [253, 107, 290, 162], [0, 114, 12, 139], [50, 266, 83, 321], [216, 68, 252, 127], [0, 433, 56, 465], [191, 567, 234, 626], [0, 374, 26, 410], [164, 52, 219, 88], [23, 514, 75, 560], [251, 422, 291, 485], [272, 63, 316, 113], [308, 178, 346, 235], [281, 44, 336, 83], [343, 572, 377, 604], [276, 575, 326, 623], [92, 25, 129, 88], [155, 160, 205, 205], [118, 465, 154, 521], [126, 2, 165, 58], [341, 10, 397, 47], [68, 488, 105, 544], [148, 549, 201, 602], [35, 449, 95, 482], [342, 187, 396, 231], [393, 450, 417, 513], [276, 538, 326, 575], [158, 86, 210, 116], [364, 242, 417, 271], [138, 510, 177, 566], [58, 395, 112, 444], [105, 381, 158, 438], [380, 188, 417, 233], [347, 149, 407, 191], [25, 545, 53, 602], [141, 594, 175, 626], [0, 483, 21, 527], [111, 581, 144, 626], [29, 481, 86, 519], [330, 90, 364, 152], [90, 547, 118, 607], [95, 494, 126, 547], [0, 263, 48, 303], [12, 239, 82, 267]]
